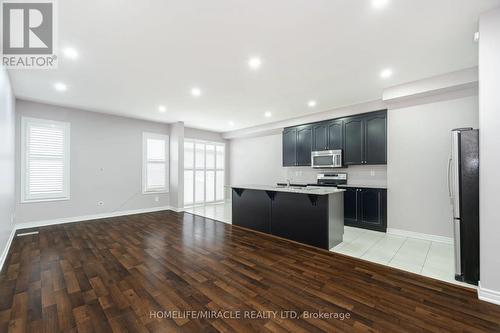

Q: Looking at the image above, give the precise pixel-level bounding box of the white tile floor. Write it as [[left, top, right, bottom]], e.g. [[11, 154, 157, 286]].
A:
[[183, 201, 474, 288], [183, 201, 232, 224]]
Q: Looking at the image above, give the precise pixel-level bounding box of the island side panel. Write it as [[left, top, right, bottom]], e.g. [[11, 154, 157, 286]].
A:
[[271, 192, 329, 249], [328, 192, 344, 249], [232, 188, 271, 233]]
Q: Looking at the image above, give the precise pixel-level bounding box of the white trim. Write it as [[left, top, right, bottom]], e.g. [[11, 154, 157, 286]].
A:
[[15, 206, 173, 230], [0, 228, 16, 273], [478, 282, 500, 306], [21, 117, 71, 202], [387, 228, 453, 244]]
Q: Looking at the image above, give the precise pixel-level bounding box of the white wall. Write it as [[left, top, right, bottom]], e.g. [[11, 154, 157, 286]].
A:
[[387, 92, 479, 238], [0, 68, 15, 268], [15, 100, 170, 225], [478, 6, 500, 304]]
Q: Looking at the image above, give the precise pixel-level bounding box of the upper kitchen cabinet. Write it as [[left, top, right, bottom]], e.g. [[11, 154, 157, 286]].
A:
[[328, 120, 343, 150], [282, 110, 386, 167], [283, 127, 297, 166], [364, 112, 387, 164], [343, 116, 364, 165], [296, 125, 313, 166], [282, 124, 313, 166], [312, 123, 328, 151], [344, 110, 387, 165]]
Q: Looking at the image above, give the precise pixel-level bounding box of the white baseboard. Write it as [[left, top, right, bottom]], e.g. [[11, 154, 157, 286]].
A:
[[387, 228, 453, 244], [478, 282, 500, 306], [0, 227, 17, 273], [15, 205, 173, 230]]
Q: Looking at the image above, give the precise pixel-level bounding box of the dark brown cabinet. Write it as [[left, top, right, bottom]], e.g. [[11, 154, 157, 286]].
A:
[[342, 187, 387, 232], [313, 123, 328, 151], [282, 127, 297, 166], [343, 111, 387, 165], [296, 125, 313, 166], [328, 120, 343, 150], [282, 110, 387, 167], [343, 117, 364, 165]]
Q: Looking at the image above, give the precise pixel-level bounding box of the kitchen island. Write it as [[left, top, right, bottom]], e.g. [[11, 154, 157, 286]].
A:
[[231, 185, 345, 250]]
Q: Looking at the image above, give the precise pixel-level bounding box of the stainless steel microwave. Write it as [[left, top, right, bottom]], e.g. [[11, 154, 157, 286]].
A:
[[311, 150, 343, 168]]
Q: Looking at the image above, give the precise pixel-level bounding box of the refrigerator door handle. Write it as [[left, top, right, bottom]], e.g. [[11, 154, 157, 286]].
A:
[[447, 155, 453, 198], [454, 218, 462, 277]]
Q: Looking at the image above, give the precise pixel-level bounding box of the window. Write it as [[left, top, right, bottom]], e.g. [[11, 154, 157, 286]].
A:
[[184, 140, 225, 205], [21, 117, 70, 202], [143, 133, 169, 193]]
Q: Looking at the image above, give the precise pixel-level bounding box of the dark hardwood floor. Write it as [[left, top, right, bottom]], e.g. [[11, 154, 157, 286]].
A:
[[0, 210, 499, 332]]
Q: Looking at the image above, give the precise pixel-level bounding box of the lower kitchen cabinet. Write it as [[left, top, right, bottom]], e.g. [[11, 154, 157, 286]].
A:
[[232, 188, 271, 233], [342, 187, 387, 232]]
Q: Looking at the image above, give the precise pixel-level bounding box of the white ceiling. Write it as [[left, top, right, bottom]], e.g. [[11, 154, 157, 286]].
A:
[[8, 0, 499, 132]]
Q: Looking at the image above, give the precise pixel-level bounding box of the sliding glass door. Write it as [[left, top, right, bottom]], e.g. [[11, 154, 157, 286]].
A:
[[184, 140, 225, 206]]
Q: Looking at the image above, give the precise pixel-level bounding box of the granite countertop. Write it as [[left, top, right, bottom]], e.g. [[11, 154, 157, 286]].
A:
[[231, 185, 345, 195], [337, 184, 387, 189]]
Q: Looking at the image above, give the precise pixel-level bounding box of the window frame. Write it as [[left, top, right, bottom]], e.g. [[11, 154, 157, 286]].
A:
[[183, 139, 225, 206], [142, 132, 169, 194], [21, 117, 71, 203]]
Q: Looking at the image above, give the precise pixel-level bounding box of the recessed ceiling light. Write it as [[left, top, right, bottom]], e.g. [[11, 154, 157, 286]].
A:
[[191, 87, 202, 97], [308, 100, 317, 108], [264, 111, 272, 118], [54, 82, 67, 92], [228, 121, 235, 127], [380, 68, 393, 79], [248, 57, 262, 70], [62, 47, 78, 59], [372, 0, 389, 9], [158, 105, 167, 113]]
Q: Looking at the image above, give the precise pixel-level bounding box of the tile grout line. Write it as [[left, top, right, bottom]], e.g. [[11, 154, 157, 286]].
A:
[[387, 237, 409, 265], [359, 233, 386, 258], [420, 241, 434, 274]]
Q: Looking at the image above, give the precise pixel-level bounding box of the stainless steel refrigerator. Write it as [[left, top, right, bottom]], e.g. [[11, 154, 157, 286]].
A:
[[448, 128, 479, 285]]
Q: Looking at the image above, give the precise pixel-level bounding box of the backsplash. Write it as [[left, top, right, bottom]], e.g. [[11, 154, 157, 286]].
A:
[[284, 165, 387, 186]]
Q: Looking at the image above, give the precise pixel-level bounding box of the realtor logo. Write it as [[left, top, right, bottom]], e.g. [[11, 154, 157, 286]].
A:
[[1, 0, 57, 69]]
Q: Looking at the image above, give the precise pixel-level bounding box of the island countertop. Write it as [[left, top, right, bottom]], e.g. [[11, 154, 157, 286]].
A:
[[231, 185, 345, 195]]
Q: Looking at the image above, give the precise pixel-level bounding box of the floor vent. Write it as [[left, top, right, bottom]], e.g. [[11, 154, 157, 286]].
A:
[[17, 231, 39, 237]]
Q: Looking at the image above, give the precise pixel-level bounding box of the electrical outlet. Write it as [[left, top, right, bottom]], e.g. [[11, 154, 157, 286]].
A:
[[98, 201, 104, 206], [154, 196, 159, 202], [370, 170, 375, 177]]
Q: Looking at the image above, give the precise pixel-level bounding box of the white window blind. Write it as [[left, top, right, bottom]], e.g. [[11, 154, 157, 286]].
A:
[[21, 117, 70, 202], [143, 133, 169, 193], [183, 139, 225, 206]]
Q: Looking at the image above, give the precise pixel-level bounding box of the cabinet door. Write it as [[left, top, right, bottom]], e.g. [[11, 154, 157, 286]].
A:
[[359, 189, 382, 226], [343, 117, 364, 165], [296, 126, 313, 166], [282, 128, 297, 166], [328, 120, 343, 150], [343, 188, 358, 223], [313, 123, 328, 151], [364, 113, 387, 164]]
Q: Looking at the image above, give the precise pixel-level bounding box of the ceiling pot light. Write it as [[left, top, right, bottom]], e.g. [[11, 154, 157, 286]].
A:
[[380, 68, 393, 79], [158, 105, 167, 113], [228, 121, 235, 127], [62, 47, 78, 59], [372, 0, 389, 9], [191, 87, 202, 97], [264, 111, 272, 118], [248, 57, 262, 70], [54, 82, 67, 92], [308, 100, 317, 108]]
